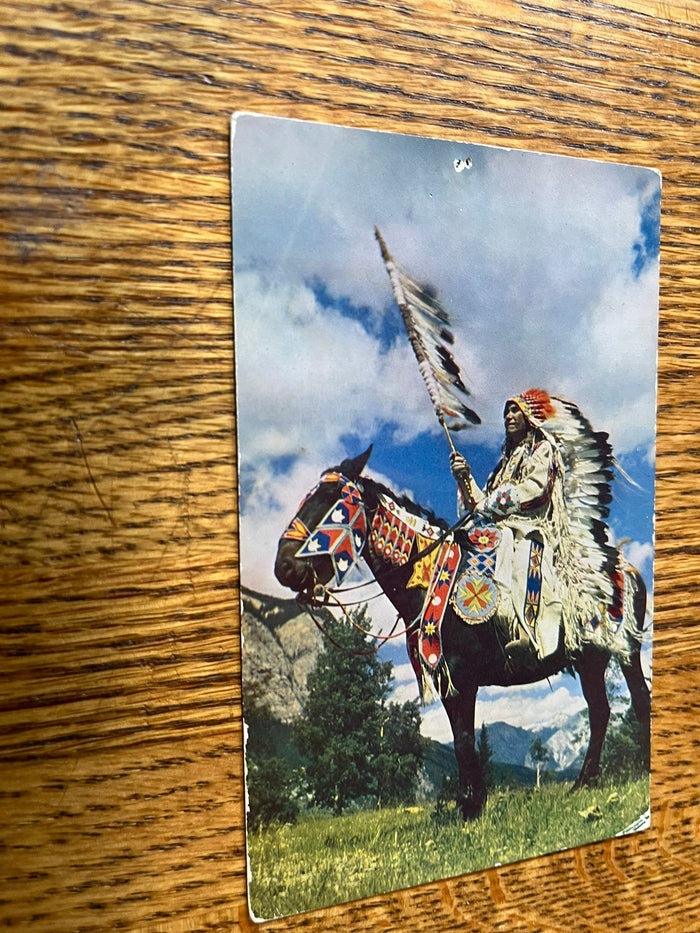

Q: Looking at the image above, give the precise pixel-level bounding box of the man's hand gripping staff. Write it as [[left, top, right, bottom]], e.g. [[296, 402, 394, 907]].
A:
[[450, 451, 477, 512]]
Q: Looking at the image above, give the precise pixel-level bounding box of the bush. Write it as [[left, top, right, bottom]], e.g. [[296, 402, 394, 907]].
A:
[[601, 704, 648, 777], [431, 771, 461, 825], [247, 756, 301, 830]]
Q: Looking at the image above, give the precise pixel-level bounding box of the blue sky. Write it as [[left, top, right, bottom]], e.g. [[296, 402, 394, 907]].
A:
[[232, 114, 659, 741]]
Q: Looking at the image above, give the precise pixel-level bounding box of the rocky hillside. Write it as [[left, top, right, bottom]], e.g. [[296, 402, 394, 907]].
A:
[[241, 587, 326, 723]]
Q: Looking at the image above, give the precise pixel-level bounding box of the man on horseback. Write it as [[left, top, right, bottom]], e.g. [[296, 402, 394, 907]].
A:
[[450, 389, 579, 670]]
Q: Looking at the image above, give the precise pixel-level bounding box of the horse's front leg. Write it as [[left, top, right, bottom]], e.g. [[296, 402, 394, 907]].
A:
[[443, 688, 487, 820]]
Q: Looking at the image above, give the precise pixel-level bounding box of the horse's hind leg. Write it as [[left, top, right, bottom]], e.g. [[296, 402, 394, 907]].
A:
[[620, 651, 651, 769], [573, 648, 610, 790]]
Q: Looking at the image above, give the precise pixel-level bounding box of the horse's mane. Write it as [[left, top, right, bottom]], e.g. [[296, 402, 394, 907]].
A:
[[361, 473, 449, 531], [325, 456, 449, 530]]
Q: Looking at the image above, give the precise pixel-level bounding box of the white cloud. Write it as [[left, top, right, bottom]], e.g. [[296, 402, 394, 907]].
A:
[[393, 661, 419, 684], [569, 262, 659, 456], [420, 703, 456, 744], [233, 116, 659, 600], [234, 267, 435, 469], [234, 116, 659, 460], [475, 681, 586, 731], [391, 678, 423, 706], [398, 674, 587, 744], [620, 539, 654, 578], [237, 394, 433, 595], [415, 682, 586, 744]]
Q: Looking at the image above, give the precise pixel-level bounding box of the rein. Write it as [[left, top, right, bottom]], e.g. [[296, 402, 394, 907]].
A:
[[297, 585, 418, 656], [308, 501, 474, 604]]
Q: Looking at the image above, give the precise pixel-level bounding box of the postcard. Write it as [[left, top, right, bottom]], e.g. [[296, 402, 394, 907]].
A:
[[231, 114, 659, 921]]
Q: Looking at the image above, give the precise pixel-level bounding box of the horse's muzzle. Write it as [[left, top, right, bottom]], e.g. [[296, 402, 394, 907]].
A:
[[274, 540, 314, 592]]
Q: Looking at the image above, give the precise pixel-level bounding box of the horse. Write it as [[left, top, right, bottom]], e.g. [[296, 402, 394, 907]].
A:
[[274, 446, 651, 820]]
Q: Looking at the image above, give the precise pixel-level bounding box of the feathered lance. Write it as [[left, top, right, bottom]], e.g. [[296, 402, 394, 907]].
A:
[[375, 227, 480, 502]]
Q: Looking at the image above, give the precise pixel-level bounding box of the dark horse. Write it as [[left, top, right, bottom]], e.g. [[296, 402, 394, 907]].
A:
[[274, 447, 650, 819]]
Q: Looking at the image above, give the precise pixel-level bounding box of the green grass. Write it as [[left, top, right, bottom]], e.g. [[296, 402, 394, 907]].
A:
[[247, 775, 649, 920]]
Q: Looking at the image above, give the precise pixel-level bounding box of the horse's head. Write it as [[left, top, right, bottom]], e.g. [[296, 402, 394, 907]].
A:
[[274, 446, 373, 596]]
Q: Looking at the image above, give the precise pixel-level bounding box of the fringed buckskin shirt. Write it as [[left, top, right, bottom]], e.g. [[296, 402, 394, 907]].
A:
[[458, 432, 565, 659]]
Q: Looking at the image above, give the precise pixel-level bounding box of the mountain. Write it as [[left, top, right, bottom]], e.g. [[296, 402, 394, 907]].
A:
[[241, 586, 326, 723], [537, 712, 590, 770], [479, 717, 587, 774]]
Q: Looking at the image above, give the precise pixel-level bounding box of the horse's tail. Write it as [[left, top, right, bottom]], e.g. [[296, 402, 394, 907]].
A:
[[614, 563, 647, 658]]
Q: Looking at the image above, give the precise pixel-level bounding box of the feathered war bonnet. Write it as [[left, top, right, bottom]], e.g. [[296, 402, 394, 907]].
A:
[[504, 389, 615, 503], [502, 388, 614, 509], [506, 388, 557, 430], [499, 388, 560, 459]]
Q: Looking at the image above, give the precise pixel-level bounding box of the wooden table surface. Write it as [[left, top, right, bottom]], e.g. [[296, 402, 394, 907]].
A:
[[1, 1, 698, 930]]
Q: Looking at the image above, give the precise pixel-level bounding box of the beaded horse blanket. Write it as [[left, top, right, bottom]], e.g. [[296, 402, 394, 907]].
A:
[[368, 495, 458, 698], [377, 510, 511, 698], [370, 497, 511, 699], [408, 520, 559, 699], [372, 496, 628, 700]]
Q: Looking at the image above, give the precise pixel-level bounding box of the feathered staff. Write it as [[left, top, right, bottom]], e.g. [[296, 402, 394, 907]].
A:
[[375, 227, 480, 455]]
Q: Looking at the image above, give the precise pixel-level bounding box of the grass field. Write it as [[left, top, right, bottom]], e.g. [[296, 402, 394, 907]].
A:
[[246, 775, 650, 920]]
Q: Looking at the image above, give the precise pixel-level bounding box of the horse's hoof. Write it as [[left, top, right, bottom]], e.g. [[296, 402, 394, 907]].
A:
[[459, 795, 487, 821], [571, 773, 601, 792]]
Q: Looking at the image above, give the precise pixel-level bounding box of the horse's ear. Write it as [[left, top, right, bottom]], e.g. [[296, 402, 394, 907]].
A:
[[339, 445, 373, 479]]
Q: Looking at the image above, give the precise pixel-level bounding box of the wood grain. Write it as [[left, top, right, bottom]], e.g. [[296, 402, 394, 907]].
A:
[[0, 0, 698, 930]]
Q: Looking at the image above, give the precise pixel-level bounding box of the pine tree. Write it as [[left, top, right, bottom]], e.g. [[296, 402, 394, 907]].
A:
[[529, 736, 550, 788], [476, 721, 494, 789], [246, 757, 300, 830], [293, 607, 424, 814], [243, 682, 301, 828], [601, 703, 647, 776], [375, 699, 425, 807]]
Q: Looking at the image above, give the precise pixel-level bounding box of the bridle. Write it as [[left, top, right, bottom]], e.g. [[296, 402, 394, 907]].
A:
[[281, 471, 368, 589], [282, 470, 474, 652]]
